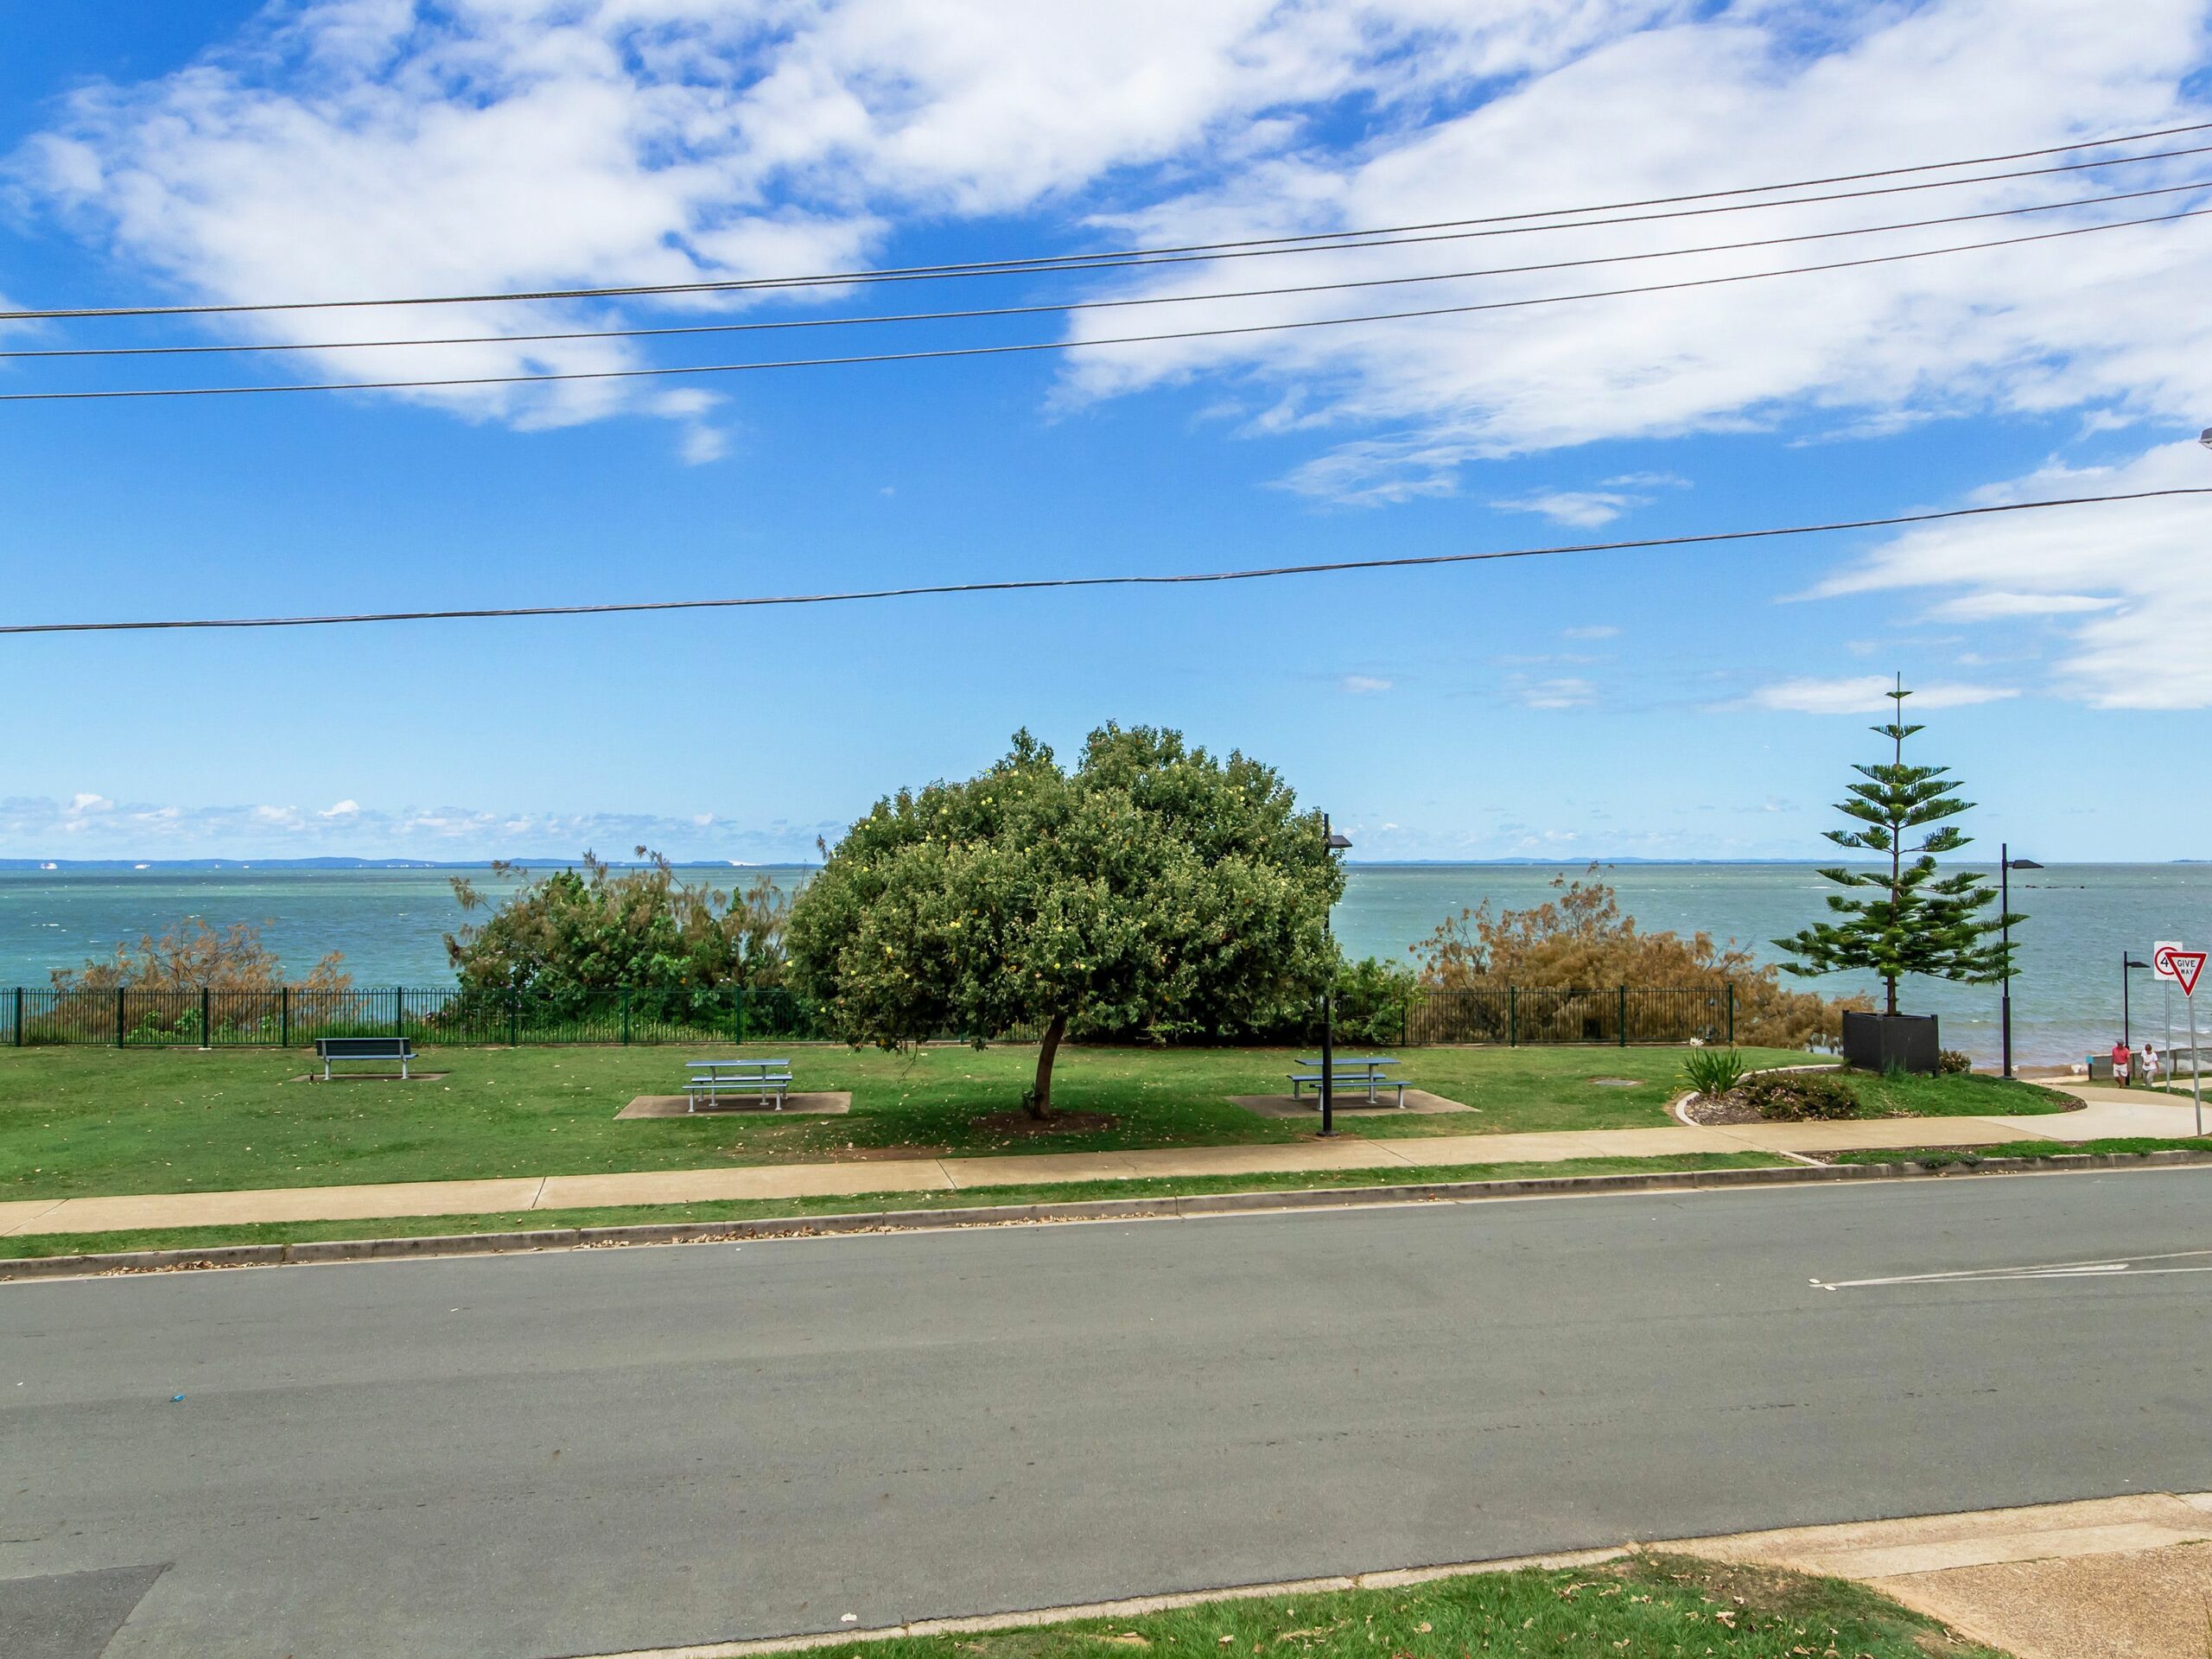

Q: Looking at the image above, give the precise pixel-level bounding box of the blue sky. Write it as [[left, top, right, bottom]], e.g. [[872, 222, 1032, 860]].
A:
[[3, 0, 2210, 864]]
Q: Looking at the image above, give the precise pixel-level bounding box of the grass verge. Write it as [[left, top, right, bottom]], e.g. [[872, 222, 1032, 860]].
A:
[[0, 1151, 1788, 1259], [820, 1550, 2000, 1659], [1, 1043, 1828, 1199], [1832, 1136, 2212, 1166]]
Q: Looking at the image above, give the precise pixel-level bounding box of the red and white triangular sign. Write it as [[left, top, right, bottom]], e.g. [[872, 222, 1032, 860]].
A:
[[2171, 950, 2208, 998]]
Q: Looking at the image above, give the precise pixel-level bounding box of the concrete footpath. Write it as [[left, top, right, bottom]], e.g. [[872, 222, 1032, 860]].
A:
[[2, 1083, 2199, 1241]]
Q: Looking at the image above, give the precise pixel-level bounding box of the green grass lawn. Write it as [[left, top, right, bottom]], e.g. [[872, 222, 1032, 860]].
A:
[[1834, 1135, 2212, 1166], [1831, 1069, 2075, 1117], [0, 1041, 2063, 1202], [0, 1150, 1790, 1259], [754, 1553, 1999, 1659]]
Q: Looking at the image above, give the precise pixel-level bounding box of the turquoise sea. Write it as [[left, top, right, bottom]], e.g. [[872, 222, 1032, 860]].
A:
[[2, 862, 2208, 1065]]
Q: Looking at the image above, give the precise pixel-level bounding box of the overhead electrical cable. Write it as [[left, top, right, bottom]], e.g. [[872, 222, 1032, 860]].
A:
[[3, 490, 2200, 636], [5, 205, 2200, 403], [6, 176, 2202, 362], [4, 121, 2209, 322]]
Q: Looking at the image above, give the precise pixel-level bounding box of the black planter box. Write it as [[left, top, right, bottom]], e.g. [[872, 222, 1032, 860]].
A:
[[1841, 1010, 1940, 1075]]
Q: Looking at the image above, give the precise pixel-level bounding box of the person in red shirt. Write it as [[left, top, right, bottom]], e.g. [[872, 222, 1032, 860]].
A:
[[2111, 1039, 2133, 1087]]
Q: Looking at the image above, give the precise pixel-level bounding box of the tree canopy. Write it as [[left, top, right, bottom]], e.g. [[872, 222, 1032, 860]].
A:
[[1773, 679, 2018, 1014], [444, 849, 788, 1020], [786, 724, 1344, 1115]]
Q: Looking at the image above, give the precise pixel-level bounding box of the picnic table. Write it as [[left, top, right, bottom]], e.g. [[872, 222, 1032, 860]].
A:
[[1290, 1055, 1406, 1106], [684, 1058, 793, 1112]]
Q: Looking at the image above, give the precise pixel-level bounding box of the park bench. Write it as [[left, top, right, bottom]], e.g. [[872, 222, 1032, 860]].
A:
[[1289, 1055, 1407, 1107], [315, 1035, 416, 1080], [685, 1058, 794, 1112]]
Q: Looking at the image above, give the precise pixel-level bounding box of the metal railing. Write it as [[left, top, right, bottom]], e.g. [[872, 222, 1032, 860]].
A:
[[0, 982, 1736, 1049], [0, 985, 828, 1047]]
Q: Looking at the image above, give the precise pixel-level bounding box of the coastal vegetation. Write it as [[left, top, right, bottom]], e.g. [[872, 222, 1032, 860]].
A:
[[50, 916, 349, 995], [1411, 871, 1861, 1049], [443, 849, 789, 1025], [788, 725, 1344, 1115]]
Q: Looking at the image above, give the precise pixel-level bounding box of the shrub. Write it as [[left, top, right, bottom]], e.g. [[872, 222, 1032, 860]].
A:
[[1741, 1071, 1860, 1121], [443, 849, 789, 1027], [1411, 869, 1866, 1050], [1938, 1049, 1974, 1075], [1681, 1046, 1748, 1097]]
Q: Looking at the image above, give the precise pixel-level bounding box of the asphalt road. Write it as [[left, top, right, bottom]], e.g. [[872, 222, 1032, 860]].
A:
[[7, 1169, 2212, 1659]]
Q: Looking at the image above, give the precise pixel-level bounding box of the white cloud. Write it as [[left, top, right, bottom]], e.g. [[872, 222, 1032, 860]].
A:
[[68, 791, 114, 813], [318, 799, 360, 818], [1491, 489, 1642, 527], [1560, 624, 1620, 639], [1814, 439, 2212, 708], [1740, 675, 2019, 715], [1340, 673, 1394, 693], [1520, 676, 1597, 709]]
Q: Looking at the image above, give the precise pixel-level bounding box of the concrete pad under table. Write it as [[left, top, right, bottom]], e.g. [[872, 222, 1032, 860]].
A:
[[616, 1091, 851, 1119], [1229, 1089, 1472, 1118]]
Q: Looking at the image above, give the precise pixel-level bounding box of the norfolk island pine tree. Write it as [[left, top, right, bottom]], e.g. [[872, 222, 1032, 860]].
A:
[[1773, 677, 2022, 1016]]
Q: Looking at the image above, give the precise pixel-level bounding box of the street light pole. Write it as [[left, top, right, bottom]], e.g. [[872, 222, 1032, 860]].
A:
[[1318, 816, 1352, 1139], [2123, 954, 2150, 1051], [1999, 844, 2013, 1079]]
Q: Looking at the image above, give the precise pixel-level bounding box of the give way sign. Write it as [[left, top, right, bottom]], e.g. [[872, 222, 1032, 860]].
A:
[[2155, 944, 2207, 997]]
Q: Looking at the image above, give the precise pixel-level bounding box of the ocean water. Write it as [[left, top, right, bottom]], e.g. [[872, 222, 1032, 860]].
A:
[[2, 862, 2206, 1065]]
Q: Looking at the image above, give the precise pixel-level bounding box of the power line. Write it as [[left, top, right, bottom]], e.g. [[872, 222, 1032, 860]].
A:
[[6, 121, 2209, 322], [9, 176, 2202, 363], [3, 489, 2201, 636], [6, 204, 2200, 403]]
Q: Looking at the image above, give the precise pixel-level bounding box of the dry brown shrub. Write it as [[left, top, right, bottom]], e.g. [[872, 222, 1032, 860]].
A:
[[51, 918, 349, 994], [1411, 870, 1864, 1050]]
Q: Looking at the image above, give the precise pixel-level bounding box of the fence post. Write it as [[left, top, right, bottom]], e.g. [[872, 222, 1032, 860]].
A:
[[510, 991, 520, 1049], [1507, 986, 1516, 1047], [1618, 985, 1627, 1047], [11, 986, 20, 1047], [395, 986, 404, 1038], [201, 985, 212, 1050], [620, 987, 631, 1046], [734, 987, 747, 1046], [280, 986, 290, 1048], [1726, 982, 1735, 1046], [117, 987, 125, 1048]]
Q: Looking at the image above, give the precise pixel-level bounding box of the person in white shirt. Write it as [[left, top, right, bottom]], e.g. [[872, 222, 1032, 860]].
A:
[[2139, 1041, 2161, 1090]]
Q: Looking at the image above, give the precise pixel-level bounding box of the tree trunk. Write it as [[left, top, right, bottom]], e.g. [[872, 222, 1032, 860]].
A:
[[1885, 974, 1898, 1016], [1027, 1010, 1069, 1119]]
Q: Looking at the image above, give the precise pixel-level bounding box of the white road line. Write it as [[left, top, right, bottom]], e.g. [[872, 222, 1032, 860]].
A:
[[1815, 1247, 2212, 1290]]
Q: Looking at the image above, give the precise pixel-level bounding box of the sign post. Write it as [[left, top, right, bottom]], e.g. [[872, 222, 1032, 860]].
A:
[[2154, 939, 2182, 1084], [2157, 945, 2208, 1136]]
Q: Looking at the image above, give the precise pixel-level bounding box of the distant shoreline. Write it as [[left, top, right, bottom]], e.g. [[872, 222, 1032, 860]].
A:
[[0, 856, 2190, 872]]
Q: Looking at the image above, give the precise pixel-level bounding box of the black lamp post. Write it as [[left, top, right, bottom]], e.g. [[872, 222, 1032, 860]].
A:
[[1318, 817, 1353, 1138], [1999, 845, 2021, 1078], [2123, 953, 2151, 1050]]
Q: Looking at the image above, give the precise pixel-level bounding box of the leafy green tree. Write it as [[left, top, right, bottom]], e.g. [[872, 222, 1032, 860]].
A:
[[786, 725, 1344, 1116], [1773, 679, 2019, 1014], [444, 849, 788, 1021]]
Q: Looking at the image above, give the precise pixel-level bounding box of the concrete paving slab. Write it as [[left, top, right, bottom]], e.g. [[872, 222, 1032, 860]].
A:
[[1881, 1541, 2212, 1659], [1999, 1099, 2208, 1140], [0, 1198, 67, 1237], [1732, 1116, 2037, 1153], [615, 1092, 851, 1119], [1674, 1491, 2212, 1567], [536, 1162, 954, 1208], [16, 1179, 547, 1236]]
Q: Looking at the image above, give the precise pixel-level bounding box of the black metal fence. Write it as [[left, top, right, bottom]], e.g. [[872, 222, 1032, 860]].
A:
[[0, 985, 826, 1048], [1403, 985, 1736, 1047], [0, 982, 1735, 1049]]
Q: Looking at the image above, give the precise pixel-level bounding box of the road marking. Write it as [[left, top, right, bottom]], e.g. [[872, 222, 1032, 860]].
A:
[[1814, 1247, 2212, 1289]]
